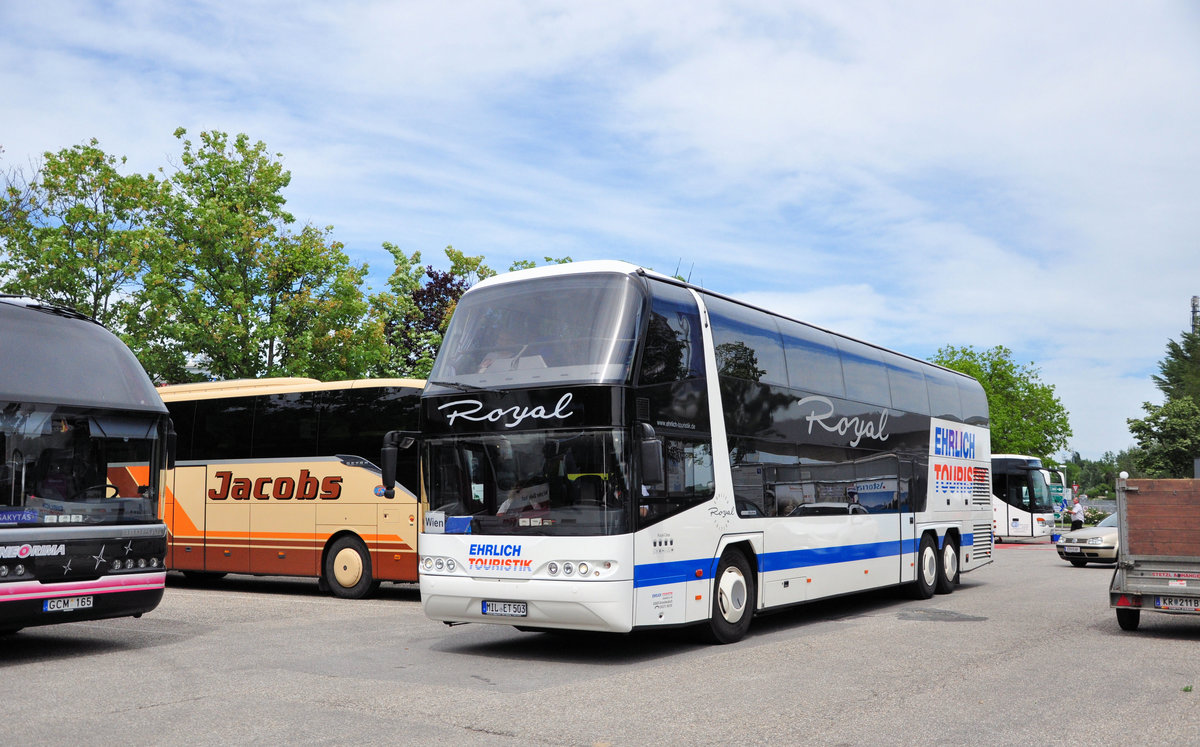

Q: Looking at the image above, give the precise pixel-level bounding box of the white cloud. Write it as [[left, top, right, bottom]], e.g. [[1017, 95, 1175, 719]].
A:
[[3, 0, 1197, 458]]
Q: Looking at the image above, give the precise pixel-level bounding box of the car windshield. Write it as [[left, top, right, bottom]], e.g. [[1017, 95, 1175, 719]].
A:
[[1098, 512, 1118, 528], [427, 272, 644, 391], [1, 403, 164, 526], [425, 429, 631, 536]]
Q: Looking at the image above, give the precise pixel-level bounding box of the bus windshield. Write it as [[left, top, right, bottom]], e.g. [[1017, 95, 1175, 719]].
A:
[[427, 272, 644, 391], [425, 429, 632, 536], [1025, 468, 1054, 512], [1, 403, 163, 526]]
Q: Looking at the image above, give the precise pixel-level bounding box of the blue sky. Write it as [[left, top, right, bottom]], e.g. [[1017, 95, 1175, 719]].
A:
[[4, 1, 1199, 459]]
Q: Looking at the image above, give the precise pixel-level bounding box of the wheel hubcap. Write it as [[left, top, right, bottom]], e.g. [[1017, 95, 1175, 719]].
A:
[[922, 547, 938, 586], [943, 544, 958, 580], [333, 548, 363, 588], [717, 566, 747, 623]]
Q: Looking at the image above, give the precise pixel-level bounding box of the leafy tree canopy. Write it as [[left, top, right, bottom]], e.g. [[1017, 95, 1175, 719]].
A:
[[0, 139, 163, 327], [1128, 396, 1200, 478], [932, 344, 1071, 458]]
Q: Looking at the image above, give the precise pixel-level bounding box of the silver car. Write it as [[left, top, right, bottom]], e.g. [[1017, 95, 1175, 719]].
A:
[[1056, 512, 1119, 566]]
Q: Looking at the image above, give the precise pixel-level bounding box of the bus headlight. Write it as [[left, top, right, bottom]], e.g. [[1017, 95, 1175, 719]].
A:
[[547, 562, 559, 575], [0, 565, 8, 578], [422, 557, 434, 571], [446, 559, 456, 572], [562, 562, 574, 576], [434, 558, 445, 571], [577, 562, 589, 576]]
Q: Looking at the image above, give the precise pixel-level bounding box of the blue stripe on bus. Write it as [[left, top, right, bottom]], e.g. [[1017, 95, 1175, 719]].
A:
[[633, 532, 976, 589]]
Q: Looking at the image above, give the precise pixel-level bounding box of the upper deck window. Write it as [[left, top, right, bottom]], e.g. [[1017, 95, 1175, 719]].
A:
[[428, 273, 645, 391]]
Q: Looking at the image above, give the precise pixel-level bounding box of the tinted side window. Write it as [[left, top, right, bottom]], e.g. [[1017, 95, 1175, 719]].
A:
[[706, 296, 788, 385], [639, 282, 704, 385], [319, 387, 420, 458], [637, 436, 715, 528], [925, 369, 964, 421], [885, 359, 930, 415], [779, 320, 845, 398], [166, 401, 196, 461], [191, 397, 254, 461], [836, 339, 891, 407], [959, 379, 989, 426], [252, 393, 318, 458]]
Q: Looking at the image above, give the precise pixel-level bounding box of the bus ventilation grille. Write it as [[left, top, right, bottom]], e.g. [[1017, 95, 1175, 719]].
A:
[[973, 522, 994, 558], [971, 467, 991, 506]]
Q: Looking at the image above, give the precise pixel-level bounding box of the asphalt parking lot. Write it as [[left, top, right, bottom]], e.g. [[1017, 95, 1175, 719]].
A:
[[6, 541, 1199, 745]]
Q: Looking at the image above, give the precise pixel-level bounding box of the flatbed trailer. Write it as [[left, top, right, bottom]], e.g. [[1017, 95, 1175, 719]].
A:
[[1109, 475, 1200, 630]]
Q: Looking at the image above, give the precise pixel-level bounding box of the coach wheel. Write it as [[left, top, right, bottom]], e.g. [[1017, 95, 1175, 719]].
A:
[[325, 535, 375, 599], [910, 534, 937, 599], [704, 549, 755, 644], [1116, 608, 1140, 631], [936, 535, 959, 594]]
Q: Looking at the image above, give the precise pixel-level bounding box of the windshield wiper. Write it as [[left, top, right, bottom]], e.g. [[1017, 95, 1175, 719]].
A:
[[428, 380, 509, 396]]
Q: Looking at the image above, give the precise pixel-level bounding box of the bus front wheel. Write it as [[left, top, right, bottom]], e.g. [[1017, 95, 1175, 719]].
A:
[[324, 536, 376, 599], [936, 535, 959, 594], [910, 534, 938, 599], [704, 549, 755, 644]]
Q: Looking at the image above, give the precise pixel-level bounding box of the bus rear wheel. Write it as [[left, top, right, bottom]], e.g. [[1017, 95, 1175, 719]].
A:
[[910, 534, 938, 599], [936, 535, 959, 594], [704, 549, 755, 644], [324, 536, 376, 599]]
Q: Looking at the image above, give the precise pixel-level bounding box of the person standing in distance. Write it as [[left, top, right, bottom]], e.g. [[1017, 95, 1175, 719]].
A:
[[1070, 496, 1085, 531]]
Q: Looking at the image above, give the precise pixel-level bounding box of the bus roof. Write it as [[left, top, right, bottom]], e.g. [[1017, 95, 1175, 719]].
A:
[[157, 377, 426, 402], [469, 260, 978, 384], [0, 295, 166, 413]]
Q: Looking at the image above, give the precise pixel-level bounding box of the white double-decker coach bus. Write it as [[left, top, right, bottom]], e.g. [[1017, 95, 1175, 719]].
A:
[[385, 261, 993, 643]]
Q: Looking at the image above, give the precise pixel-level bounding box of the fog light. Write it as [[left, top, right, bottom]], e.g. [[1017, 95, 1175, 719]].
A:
[[577, 563, 589, 576]]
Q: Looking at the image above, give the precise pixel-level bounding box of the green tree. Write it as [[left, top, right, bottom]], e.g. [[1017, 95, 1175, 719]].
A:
[[1128, 396, 1200, 478], [1152, 327, 1200, 404], [369, 245, 496, 378], [932, 345, 1072, 458], [130, 129, 382, 382], [0, 139, 161, 327]]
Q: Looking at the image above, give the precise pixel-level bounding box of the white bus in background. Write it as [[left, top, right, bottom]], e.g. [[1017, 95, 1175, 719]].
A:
[[991, 454, 1056, 540], [386, 261, 994, 643]]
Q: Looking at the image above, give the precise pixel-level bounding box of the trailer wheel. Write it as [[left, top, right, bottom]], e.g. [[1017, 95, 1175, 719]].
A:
[[704, 549, 755, 644], [936, 535, 959, 594], [909, 534, 938, 599], [324, 535, 375, 599], [1116, 608, 1140, 631]]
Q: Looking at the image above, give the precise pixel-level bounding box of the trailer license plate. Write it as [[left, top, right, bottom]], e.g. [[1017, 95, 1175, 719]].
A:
[[44, 595, 93, 612], [1154, 596, 1200, 612], [482, 600, 527, 617]]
